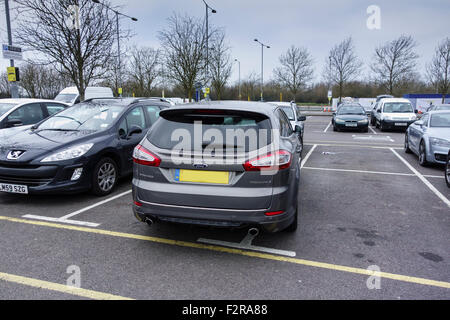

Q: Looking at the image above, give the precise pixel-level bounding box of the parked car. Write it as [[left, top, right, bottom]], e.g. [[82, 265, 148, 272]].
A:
[[374, 98, 417, 131], [0, 99, 69, 130], [132, 101, 303, 233], [376, 94, 394, 102], [0, 98, 170, 196], [446, 150, 450, 188], [54, 86, 114, 106], [268, 101, 306, 140], [332, 104, 369, 132], [404, 110, 450, 166], [427, 104, 450, 112]]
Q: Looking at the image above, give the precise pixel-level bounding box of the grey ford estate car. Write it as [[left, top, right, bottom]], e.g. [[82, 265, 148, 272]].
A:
[[132, 101, 303, 232]]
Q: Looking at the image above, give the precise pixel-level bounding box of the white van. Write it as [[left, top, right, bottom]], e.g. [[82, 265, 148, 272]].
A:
[[374, 98, 418, 131], [54, 86, 114, 105]]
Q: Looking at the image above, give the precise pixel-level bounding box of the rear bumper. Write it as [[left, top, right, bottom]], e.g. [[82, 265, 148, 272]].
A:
[[132, 188, 296, 233]]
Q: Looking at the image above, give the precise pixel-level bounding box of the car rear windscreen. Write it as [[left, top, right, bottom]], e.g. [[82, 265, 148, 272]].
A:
[[147, 109, 273, 153]]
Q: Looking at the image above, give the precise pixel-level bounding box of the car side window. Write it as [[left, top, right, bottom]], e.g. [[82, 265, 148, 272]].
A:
[[125, 107, 146, 130], [144, 105, 161, 126], [278, 109, 293, 137], [7, 103, 44, 125], [45, 103, 66, 116]]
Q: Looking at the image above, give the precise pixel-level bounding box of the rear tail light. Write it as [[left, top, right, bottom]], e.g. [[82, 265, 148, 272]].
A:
[[243, 150, 292, 171], [133, 144, 161, 167], [265, 211, 284, 216], [134, 201, 143, 207]]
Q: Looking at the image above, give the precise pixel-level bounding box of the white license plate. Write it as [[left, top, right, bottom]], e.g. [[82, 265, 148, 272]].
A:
[[395, 123, 407, 126], [345, 123, 357, 127], [0, 183, 28, 194]]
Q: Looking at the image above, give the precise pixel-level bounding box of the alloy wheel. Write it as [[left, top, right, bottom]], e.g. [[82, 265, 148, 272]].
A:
[[97, 162, 116, 192]]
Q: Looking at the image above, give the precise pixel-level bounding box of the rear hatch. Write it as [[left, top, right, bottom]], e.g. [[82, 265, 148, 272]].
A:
[[135, 108, 276, 210]]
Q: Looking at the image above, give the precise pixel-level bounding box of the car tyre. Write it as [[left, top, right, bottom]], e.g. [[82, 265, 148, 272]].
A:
[[284, 204, 298, 232], [380, 121, 386, 132], [91, 157, 118, 196], [418, 141, 428, 167], [404, 133, 412, 154]]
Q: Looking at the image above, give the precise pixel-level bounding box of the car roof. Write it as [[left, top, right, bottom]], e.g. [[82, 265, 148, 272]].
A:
[[380, 98, 411, 103], [0, 98, 68, 105], [267, 101, 292, 107], [160, 100, 279, 117]]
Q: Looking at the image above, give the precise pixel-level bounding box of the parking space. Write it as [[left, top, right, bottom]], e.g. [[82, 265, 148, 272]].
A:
[[0, 116, 449, 299]]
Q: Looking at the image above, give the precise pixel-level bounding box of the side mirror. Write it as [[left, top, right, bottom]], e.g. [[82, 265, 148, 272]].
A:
[[377, 109, 381, 113], [415, 120, 424, 127], [127, 125, 143, 139], [6, 119, 23, 128], [294, 125, 302, 134], [332, 112, 336, 116], [298, 115, 306, 121], [415, 110, 419, 114]]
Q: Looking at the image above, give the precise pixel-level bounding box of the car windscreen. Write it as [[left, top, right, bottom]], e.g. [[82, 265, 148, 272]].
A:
[[430, 113, 450, 127], [147, 110, 273, 153], [383, 102, 413, 113], [37, 102, 124, 132], [0, 103, 17, 117], [280, 106, 295, 120], [337, 106, 365, 115], [54, 94, 77, 103]]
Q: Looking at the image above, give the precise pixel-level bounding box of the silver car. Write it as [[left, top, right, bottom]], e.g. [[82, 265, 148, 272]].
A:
[[268, 101, 306, 140], [405, 110, 450, 166], [132, 101, 303, 233]]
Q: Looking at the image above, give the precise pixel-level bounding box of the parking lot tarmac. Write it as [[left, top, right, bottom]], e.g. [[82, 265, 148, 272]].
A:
[[0, 116, 448, 299]]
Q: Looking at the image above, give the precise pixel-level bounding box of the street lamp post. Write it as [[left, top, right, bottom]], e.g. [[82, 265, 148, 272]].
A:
[[202, 0, 216, 96], [234, 59, 241, 100], [4, 0, 19, 98], [92, 0, 137, 97], [254, 39, 270, 102]]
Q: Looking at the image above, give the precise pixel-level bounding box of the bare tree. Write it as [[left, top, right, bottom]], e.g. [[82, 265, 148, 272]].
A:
[[158, 13, 208, 101], [274, 46, 314, 101], [127, 46, 161, 97], [0, 73, 11, 98], [14, 0, 124, 101], [209, 31, 232, 100], [370, 35, 419, 95], [241, 72, 259, 101], [427, 37, 450, 103], [323, 37, 362, 102]]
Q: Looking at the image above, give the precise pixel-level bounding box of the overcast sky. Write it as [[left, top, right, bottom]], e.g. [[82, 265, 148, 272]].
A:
[[1, 0, 449, 85]]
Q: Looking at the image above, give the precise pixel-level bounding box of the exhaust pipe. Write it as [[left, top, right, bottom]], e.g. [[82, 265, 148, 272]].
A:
[[248, 227, 259, 237], [145, 217, 154, 226]]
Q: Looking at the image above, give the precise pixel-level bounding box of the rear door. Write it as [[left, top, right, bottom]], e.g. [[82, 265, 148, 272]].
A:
[[136, 109, 278, 210]]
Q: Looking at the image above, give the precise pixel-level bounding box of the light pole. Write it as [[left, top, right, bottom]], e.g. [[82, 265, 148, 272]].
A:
[[92, 0, 137, 97], [202, 0, 216, 92], [234, 59, 241, 100], [254, 39, 270, 102], [329, 55, 332, 106], [4, 0, 19, 98]]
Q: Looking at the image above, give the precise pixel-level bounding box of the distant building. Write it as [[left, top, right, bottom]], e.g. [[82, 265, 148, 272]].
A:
[[403, 94, 450, 113]]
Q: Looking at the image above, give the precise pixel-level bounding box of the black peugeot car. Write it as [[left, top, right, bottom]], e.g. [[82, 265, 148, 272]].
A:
[[0, 98, 170, 196]]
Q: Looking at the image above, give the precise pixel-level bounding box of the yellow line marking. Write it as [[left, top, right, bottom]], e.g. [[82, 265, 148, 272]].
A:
[[0, 271, 133, 300], [1, 215, 449, 290]]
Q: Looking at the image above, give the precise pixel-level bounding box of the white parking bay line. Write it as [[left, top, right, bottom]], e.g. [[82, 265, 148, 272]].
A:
[[22, 190, 132, 227], [303, 167, 416, 177], [323, 122, 332, 133], [21, 215, 100, 227], [369, 126, 377, 134], [301, 144, 317, 168], [58, 190, 132, 220], [391, 148, 450, 208]]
